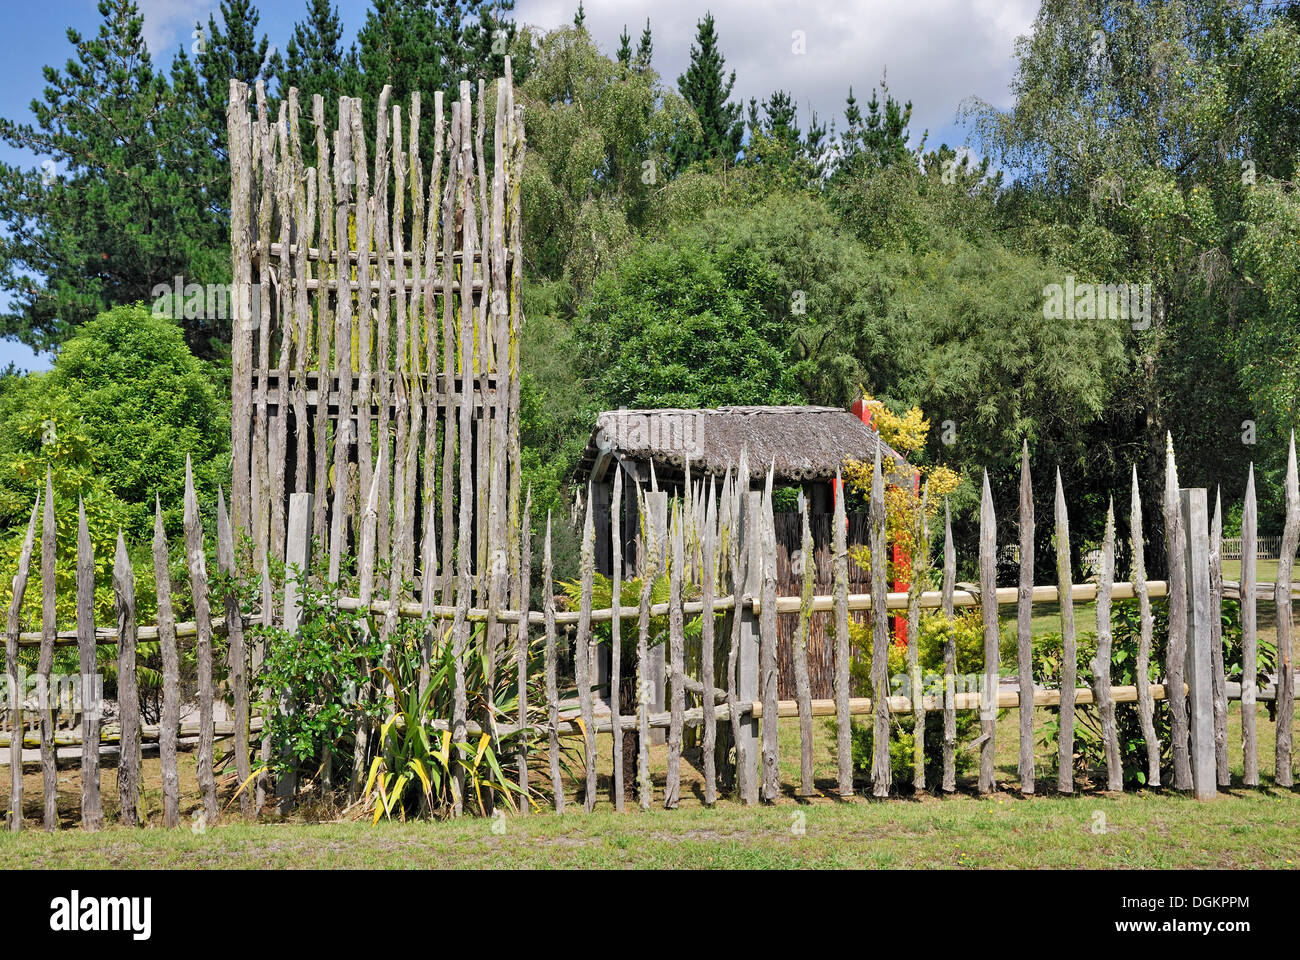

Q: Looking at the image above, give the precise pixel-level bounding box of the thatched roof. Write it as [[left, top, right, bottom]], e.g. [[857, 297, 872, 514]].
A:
[[577, 406, 914, 485]]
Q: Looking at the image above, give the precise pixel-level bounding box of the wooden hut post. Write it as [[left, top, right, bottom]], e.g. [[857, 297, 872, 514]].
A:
[[1054, 469, 1076, 794], [869, 447, 890, 798], [217, 489, 252, 819], [610, 470, 624, 810], [1164, 436, 1192, 790], [1094, 500, 1121, 791], [794, 501, 816, 797], [941, 500, 956, 792], [759, 464, 780, 802], [280, 491, 314, 809], [833, 469, 852, 797], [184, 458, 219, 825], [38, 470, 56, 830]]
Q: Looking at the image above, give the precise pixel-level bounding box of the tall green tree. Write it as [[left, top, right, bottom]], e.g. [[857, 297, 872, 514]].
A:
[[672, 12, 743, 170], [0, 0, 223, 354]]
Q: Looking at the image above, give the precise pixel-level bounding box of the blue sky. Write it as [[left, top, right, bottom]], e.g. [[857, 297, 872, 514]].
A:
[[0, 0, 1036, 373]]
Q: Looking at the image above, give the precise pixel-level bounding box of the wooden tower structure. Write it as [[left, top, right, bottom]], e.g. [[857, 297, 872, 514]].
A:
[[225, 64, 526, 659]]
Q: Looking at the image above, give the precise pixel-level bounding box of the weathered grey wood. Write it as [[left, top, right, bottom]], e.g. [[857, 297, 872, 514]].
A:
[[1094, 500, 1121, 791], [610, 469, 625, 809], [450, 82, 477, 817], [1275, 432, 1299, 787], [516, 488, 531, 812], [979, 471, 998, 796], [184, 457, 219, 824], [1017, 443, 1035, 794], [1241, 464, 1259, 786], [665, 502, 685, 809], [635, 483, 658, 809], [908, 484, 929, 793], [1163, 436, 1192, 790], [38, 470, 56, 829], [735, 449, 760, 804], [795, 502, 815, 796], [439, 99, 460, 612], [1209, 487, 1229, 786], [1131, 464, 1161, 787], [544, 515, 563, 812], [75, 501, 100, 830], [701, 475, 718, 805], [6, 490, 39, 832], [153, 498, 179, 828], [280, 491, 313, 808], [759, 464, 780, 802], [576, 485, 597, 811], [251, 83, 273, 561], [228, 80, 254, 537], [833, 470, 852, 797], [217, 489, 252, 819], [1180, 487, 1217, 800], [114, 530, 140, 826], [941, 499, 956, 792], [327, 97, 355, 585], [870, 447, 891, 797], [270, 99, 292, 563], [310, 93, 333, 548], [1054, 469, 1076, 794]]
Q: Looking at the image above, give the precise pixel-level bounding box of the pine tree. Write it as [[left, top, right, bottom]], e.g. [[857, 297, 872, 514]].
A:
[[617, 24, 632, 66], [273, 0, 358, 153], [673, 12, 743, 169], [836, 74, 914, 177], [573, 2, 586, 31], [635, 18, 653, 71], [0, 0, 223, 352]]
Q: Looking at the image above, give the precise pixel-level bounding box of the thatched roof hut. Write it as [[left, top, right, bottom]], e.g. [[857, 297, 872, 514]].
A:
[[577, 405, 913, 488]]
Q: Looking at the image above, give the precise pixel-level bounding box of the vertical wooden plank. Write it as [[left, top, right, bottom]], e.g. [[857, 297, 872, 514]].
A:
[[665, 501, 684, 809], [1017, 443, 1035, 794], [978, 471, 998, 796], [941, 500, 956, 793], [516, 488, 531, 812], [450, 83, 476, 817], [76, 501, 100, 830], [1131, 465, 1161, 787], [38, 470, 56, 829], [544, 514, 563, 813], [635, 482, 658, 809], [270, 100, 292, 563], [252, 82, 274, 562], [795, 500, 815, 797], [6, 491, 40, 832], [374, 87, 393, 580], [114, 530, 140, 826], [440, 99, 460, 611], [701, 474, 718, 806], [288, 89, 312, 498], [833, 470, 851, 797], [1164, 435, 1192, 790], [1054, 468, 1076, 794], [1275, 432, 1298, 787], [1181, 487, 1217, 800], [217, 489, 252, 818], [577, 485, 597, 812], [348, 454, 381, 801], [184, 457, 218, 824], [281, 492, 313, 808], [228, 80, 253, 537], [870, 447, 890, 797], [733, 448, 758, 804], [759, 463, 780, 802], [350, 96, 374, 577], [1209, 487, 1229, 786], [610, 469, 625, 810], [327, 98, 355, 584], [1241, 464, 1258, 786], [908, 483, 929, 792], [153, 498, 179, 828], [311, 93, 334, 547], [1094, 500, 1121, 791]]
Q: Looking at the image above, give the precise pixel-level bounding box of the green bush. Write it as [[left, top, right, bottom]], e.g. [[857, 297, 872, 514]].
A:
[[842, 609, 984, 789]]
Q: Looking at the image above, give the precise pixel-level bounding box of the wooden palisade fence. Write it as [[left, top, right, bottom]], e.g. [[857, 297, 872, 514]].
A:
[[3, 60, 1299, 829]]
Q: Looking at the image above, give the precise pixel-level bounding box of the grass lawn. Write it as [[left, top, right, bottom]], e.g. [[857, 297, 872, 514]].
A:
[[2, 701, 1298, 868]]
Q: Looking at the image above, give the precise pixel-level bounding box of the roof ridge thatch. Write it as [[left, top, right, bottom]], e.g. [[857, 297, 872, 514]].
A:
[[577, 405, 914, 485]]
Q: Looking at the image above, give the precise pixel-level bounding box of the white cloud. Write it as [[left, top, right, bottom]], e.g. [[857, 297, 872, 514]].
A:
[[516, 0, 1039, 146], [136, 0, 216, 58]]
